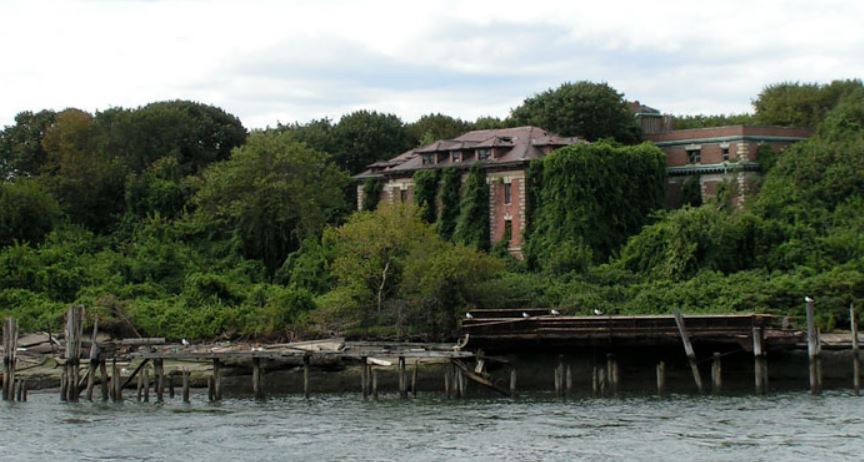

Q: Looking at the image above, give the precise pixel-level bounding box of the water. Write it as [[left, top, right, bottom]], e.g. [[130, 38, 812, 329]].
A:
[[2, 391, 863, 461]]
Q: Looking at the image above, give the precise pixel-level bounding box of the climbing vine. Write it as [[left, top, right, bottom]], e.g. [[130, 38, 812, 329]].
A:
[[453, 164, 490, 251], [524, 141, 666, 271], [412, 169, 440, 223], [362, 178, 383, 211], [681, 175, 703, 208], [436, 167, 461, 240]]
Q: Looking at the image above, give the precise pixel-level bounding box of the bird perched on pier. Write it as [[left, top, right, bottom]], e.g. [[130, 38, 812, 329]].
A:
[[522, 312, 530, 318], [593, 309, 603, 316], [550, 309, 560, 316], [181, 338, 190, 346], [465, 312, 473, 319]]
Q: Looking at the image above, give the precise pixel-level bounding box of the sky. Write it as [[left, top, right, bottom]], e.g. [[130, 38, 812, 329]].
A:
[[2, 0, 863, 129]]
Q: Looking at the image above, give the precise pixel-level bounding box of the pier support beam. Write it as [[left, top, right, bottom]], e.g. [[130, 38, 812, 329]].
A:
[[805, 297, 822, 394], [398, 356, 407, 399], [361, 357, 369, 400], [85, 319, 99, 401], [606, 354, 619, 396], [372, 368, 378, 400], [851, 303, 860, 395], [656, 361, 666, 395], [510, 368, 517, 399], [2, 317, 17, 401], [303, 354, 311, 399], [154, 358, 164, 402], [63, 305, 84, 402], [182, 368, 190, 403], [252, 357, 265, 401], [411, 362, 418, 398], [99, 360, 109, 401], [674, 310, 704, 393], [212, 359, 222, 401], [111, 358, 122, 402], [753, 328, 768, 394], [711, 353, 722, 394]]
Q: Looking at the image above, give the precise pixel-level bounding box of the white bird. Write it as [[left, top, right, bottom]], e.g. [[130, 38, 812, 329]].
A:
[[804, 296, 814, 303], [593, 309, 603, 316], [465, 312, 473, 319], [550, 309, 561, 316], [522, 312, 530, 318], [181, 338, 190, 346]]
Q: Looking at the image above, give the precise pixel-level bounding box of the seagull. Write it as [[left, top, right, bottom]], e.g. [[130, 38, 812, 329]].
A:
[[522, 312, 530, 318], [181, 339, 190, 346], [593, 309, 603, 316], [804, 296, 814, 303], [465, 312, 473, 319], [550, 309, 561, 316]]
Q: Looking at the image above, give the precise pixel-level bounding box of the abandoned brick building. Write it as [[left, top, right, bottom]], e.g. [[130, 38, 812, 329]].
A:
[[355, 105, 811, 255]]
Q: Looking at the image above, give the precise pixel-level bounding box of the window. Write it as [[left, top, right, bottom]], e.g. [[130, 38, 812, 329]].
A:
[[477, 148, 491, 161], [400, 189, 408, 202], [687, 149, 701, 164], [504, 182, 512, 205], [451, 151, 462, 163], [503, 220, 512, 244], [721, 147, 730, 161], [421, 154, 434, 165]]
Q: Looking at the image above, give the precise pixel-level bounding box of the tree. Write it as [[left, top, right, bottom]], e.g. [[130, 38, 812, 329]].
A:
[[0, 180, 62, 247], [406, 113, 471, 146], [510, 81, 641, 143], [40, 109, 127, 231], [277, 118, 339, 155], [412, 169, 439, 223], [193, 131, 349, 274], [0, 110, 56, 178], [753, 79, 863, 128], [95, 100, 247, 175], [331, 110, 412, 174]]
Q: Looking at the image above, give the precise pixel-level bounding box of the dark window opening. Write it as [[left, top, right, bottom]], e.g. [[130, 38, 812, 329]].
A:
[[687, 149, 701, 164], [721, 147, 730, 161], [400, 189, 407, 202], [477, 148, 491, 161], [504, 182, 512, 205], [421, 154, 434, 165], [503, 220, 512, 244], [451, 151, 462, 163]]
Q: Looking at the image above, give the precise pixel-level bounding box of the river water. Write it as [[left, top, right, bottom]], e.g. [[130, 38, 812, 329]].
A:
[[1, 391, 862, 461]]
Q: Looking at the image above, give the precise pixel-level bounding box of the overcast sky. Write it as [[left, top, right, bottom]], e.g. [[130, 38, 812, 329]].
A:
[[2, 0, 863, 129]]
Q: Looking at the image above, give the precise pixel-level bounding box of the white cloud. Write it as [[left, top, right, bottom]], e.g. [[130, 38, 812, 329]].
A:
[[1, 0, 862, 128]]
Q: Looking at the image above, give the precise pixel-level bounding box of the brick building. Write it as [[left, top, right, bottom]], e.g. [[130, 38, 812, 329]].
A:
[[354, 126, 584, 256]]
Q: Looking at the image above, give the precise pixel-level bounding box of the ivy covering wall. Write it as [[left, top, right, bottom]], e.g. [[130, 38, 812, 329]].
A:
[[453, 164, 490, 251], [436, 167, 462, 240], [362, 178, 383, 211], [412, 169, 440, 223], [524, 142, 666, 272]]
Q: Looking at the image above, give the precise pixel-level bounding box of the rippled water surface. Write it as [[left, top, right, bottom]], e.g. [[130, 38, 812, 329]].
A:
[[2, 391, 863, 461]]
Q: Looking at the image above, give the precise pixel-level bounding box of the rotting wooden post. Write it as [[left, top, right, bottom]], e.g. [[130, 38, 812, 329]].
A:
[[207, 376, 214, 402], [99, 359, 109, 401], [656, 361, 666, 395], [398, 356, 407, 399], [565, 364, 573, 397], [592, 366, 598, 396], [303, 354, 311, 400], [805, 297, 821, 395], [2, 317, 18, 402], [112, 358, 122, 402], [361, 357, 369, 400], [154, 358, 164, 403], [554, 359, 562, 398], [60, 370, 67, 402], [213, 358, 222, 402], [16, 380, 22, 402], [169, 374, 175, 399], [753, 327, 767, 394], [673, 310, 704, 393], [851, 303, 860, 395], [21, 380, 27, 402], [558, 354, 566, 399], [444, 364, 452, 398], [64, 305, 84, 402], [598, 367, 607, 395], [411, 361, 418, 398], [143, 367, 150, 403], [182, 368, 190, 404], [372, 367, 379, 400], [711, 352, 722, 394], [85, 318, 99, 401], [253, 357, 265, 401], [510, 368, 517, 399], [136, 370, 143, 402], [607, 353, 619, 396]]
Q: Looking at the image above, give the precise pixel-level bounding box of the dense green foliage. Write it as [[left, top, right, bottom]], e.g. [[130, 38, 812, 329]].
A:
[[754, 79, 863, 128], [510, 81, 641, 143], [407, 113, 472, 146], [361, 178, 383, 211], [672, 113, 756, 129], [452, 164, 490, 251], [436, 167, 461, 240], [524, 142, 667, 271], [412, 169, 439, 223], [0, 180, 61, 246]]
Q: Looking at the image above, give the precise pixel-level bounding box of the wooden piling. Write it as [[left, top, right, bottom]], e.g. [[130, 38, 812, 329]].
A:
[[753, 327, 768, 394], [143, 367, 150, 402], [207, 376, 214, 402], [99, 360, 109, 401], [64, 305, 84, 402], [361, 357, 369, 400], [656, 361, 666, 395], [372, 367, 378, 400], [398, 356, 407, 399], [154, 358, 164, 402], [444, 364, 452, 398], [303, 354, 310, 399], [606, 353, 619, 395], [711, 352, 722, 394], [169, 374, 175, 399], [85, 318, 99, 401], [510, 368, 517, 399], [554, 359, 562, 398], [182, 368, 190, 403], [598, 367, 607, 395], [592, 366, 598, 396], [213, 358, 222, 401], [565, 364, 573, 396], [851, 303, 860, 395], [252, 357, 265, 401], [2, 317, 18, 401], [112, 358, 122, 401], [673, 310, 704, 393], [805, 297, 821, 394], [136, 370, 143, 401], [411, 362, 418, 398]]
